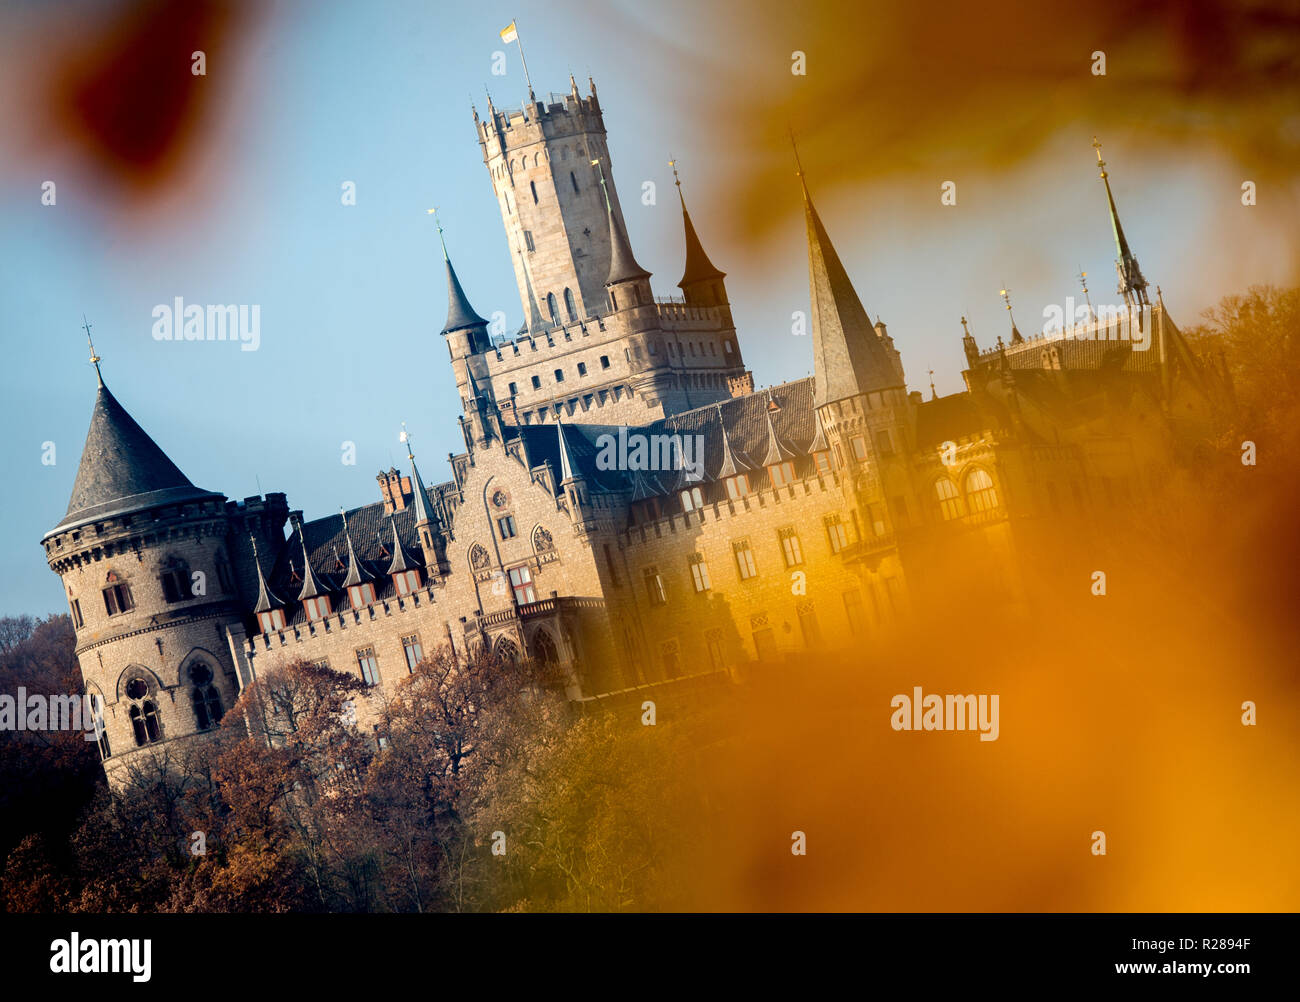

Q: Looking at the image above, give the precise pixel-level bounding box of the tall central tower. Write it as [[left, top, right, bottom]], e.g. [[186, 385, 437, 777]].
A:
[[476, 76, 630, 330]]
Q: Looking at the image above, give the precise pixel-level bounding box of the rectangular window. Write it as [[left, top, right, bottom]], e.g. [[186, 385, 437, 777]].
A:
[[509, 565, 536, 604], [769, 461, 796, 488], [876, 429, 894, 456], [644, 566, 667, 605], [356, 646, 380, 686], [216, 560, 235, 594], [890, 495, 910, 528], [798, 605, 822, 648], [600, 355, 610, 369], [851, 435, 869, 462], [726, 474, 749, 500], [733, 540, 758, 580], [304, 595, 331, 622], [868, 503, 887, 537], [825, 515, 849, 554], [69, 598, 83, 629], [779, 528, 803, 567], [688, 553, 711, 593], [258, 608, 286, 634], [577, 362, 587, 376], [554, 368, 565, 383], [508, 381, 518, 396], [814, 451, 833, 476], [348, 582, 376, 608], [752, 626, 777, 659], [402, 634, 423, 672], [497, 515, 517, 539], [524, 230, 535, 252], [393, 569, 421, 595], [102, 583, 134, 616], [531, 375, 541, 390], [373, 724, 389, 751]]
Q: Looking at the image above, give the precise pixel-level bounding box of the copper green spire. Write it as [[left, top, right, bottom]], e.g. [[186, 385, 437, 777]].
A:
[[1092, 137, 1149, 308]]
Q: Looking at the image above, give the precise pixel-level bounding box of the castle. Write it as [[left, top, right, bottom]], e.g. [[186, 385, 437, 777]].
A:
[[41, 75, 1230, 784]]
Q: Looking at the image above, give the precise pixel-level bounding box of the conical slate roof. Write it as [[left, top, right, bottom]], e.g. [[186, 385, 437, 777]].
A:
[[48, 381, 220, 537], [677, 198, 725, 289], [801, 176, 904, 404], [605, 205, 651, 285], [441, 254, 488, 335]]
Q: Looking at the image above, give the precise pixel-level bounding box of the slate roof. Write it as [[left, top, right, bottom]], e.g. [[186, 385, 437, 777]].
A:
[[677, 196, 725, 289], [441, 254, 488, 335], [605, 205, 651, 285], [48, 380, 222, 537]]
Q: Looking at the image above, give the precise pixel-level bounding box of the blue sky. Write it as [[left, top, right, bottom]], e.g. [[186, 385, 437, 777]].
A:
[[1, 0, 1293, 616]]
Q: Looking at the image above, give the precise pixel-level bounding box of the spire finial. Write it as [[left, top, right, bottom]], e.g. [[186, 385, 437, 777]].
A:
[[427, 207, 448, 260], [928, 368, 937, 400], [1092, 135, 1107, 178], [1078, 265, 1093, 316], [960, 315, 971, 336], [400, 421, 416, 461], [82, 314, 103, 386], [590, 156, 611, 212]]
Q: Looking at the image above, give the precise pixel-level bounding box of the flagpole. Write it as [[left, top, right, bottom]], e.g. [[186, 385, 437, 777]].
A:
[[512, 20, 535, 101]]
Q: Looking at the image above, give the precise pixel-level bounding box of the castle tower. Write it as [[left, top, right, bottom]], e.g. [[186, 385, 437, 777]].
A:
[[476, 76, 627, 329], [41, 350, 243, 785], [798, 162, 917, 545]]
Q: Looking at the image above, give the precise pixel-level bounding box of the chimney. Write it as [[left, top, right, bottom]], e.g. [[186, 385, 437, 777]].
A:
[[376, 468, 413, 513]]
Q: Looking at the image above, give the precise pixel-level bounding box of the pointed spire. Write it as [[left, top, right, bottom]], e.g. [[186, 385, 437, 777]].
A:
[[715, 404, 754, 479], [556, 415, 580, 484], [671, 161, 725, 290], [293, 515, 328, 602], [385, 515, 421, 575], [434, 213, 488, 336], [795, 145, 905, 405], [401, 424, 438, 529], [808, 408, 830, 454], [628, 468, 666, 501], [250, 536, 284, 614], [82, 315, 103, 387], [517, 249, 547, 333], [759, 391, 796, 466], [1092, 137, 1149, 307], [339, 508, 374, 588], [604, 200, 651, 286]]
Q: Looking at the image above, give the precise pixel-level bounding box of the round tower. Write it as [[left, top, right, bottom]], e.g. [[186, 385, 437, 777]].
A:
[[41, 360, 244, 786]]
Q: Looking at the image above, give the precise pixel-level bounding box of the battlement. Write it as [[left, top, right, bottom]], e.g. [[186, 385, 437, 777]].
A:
[[479, 88, 605, 150]]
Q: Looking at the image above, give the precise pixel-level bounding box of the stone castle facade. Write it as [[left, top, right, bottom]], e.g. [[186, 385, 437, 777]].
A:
[[41, 76, 1230, 785]]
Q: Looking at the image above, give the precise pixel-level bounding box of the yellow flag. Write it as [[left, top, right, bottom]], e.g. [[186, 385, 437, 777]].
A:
[[500, 21, 518, 43]]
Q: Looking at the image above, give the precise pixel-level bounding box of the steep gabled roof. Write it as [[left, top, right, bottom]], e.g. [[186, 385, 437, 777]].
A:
[[605, 204, 651, 286]]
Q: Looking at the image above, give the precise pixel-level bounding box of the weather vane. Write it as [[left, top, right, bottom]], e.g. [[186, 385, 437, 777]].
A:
[[426, 207, 448, 259], [82, 313, 103, 385]]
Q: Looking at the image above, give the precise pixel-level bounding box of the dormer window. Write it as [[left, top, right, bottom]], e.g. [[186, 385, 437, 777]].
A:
[[679, 486, 704, 512], [348, 582, 377, 608], [258, 608, 287, 633], [768, 461, 796, 488], [813, 451, 833, 476], [725, 474, 750, 500], [393, 568, 422, 596], [304, 595, 331, 622]]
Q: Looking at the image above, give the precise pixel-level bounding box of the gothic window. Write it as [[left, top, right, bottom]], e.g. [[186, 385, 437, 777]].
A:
[[102, 572, 134, 616], [779, 527, 804, 567], [547, 293, 559, 323], [935, 477, 964, 520], [825, 514, 849, 554], [797, 601, 823, 648], [356, 647, 380, 686], [688, 553, 711, 593], [965, 468, 1000, 513], [402, 634, 423, 672], [733, 539, 758, 580], [530, 180, 538, 204], [189, 663, 223, 731], [532, 629, 559, 664], [564, 288, 577, 320], [124, 677, 161, 747], [507, 565, 535, 605]]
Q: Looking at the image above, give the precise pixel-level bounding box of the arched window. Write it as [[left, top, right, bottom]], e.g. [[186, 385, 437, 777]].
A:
[[495, 637, 520, 665], [935, 477, 964, 520], [125, 676, 162, 747], [964, 468, 999, 513], [189, 663, 223, 731], [570, 171, 579, 194], [563, 287, 577, 321], [530, 180, 538, 204], [532, 629, 559, 664], [547, 292, 559, 324]]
